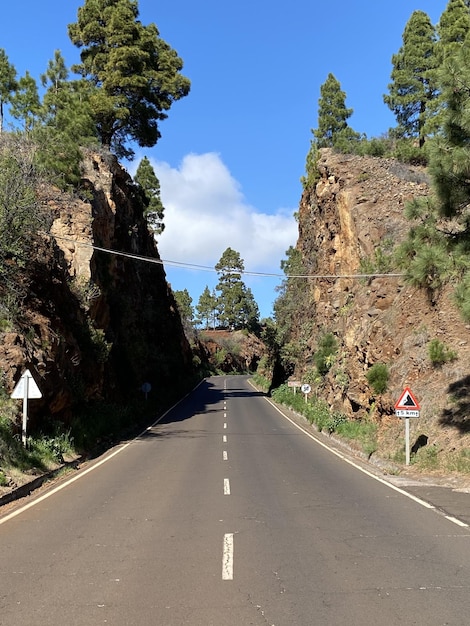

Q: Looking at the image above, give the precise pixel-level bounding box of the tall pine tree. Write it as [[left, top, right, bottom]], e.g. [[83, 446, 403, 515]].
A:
[[215, 247, 259, 330], [437, 0, 470, 61], [313, 73, 356, 148], [134, 156, 165, 234], [10, 71, 40, 132], [428, 38, 470, 219], [0, 49, 17, 133], [68, 0, 190, 158], [384, 11, 437, 147], [196, 286, 218, 329]]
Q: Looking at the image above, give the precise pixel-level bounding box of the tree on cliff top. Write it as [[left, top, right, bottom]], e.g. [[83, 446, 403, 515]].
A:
[[215, 247, 260, 331], [68, 0, 190, 158], [383, 10, 438, 147], [134, 156, 165, 234], [313, 73, 358, 149]]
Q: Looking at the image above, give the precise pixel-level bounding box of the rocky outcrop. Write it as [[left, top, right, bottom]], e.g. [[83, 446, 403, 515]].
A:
[[291, 149, 469, 453], [1, 149, 194, 426]]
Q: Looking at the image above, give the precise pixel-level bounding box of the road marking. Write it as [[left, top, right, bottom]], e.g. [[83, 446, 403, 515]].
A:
[[223, 435, 227, 443], [445, 515, 468, 528], [263, 395, 469, 529], [224, 478, 231, 495], [223, 451, 228, 461], [222, 533, 234, 580], [224, 423, 227, 429], [0, 380, 207, 526]]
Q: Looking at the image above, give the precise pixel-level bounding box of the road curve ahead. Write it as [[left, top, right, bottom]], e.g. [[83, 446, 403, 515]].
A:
[[0, 375, 469, 625]]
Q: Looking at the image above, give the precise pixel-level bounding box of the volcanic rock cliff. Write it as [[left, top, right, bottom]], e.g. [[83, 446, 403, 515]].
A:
[[292, 149, 469, 459], [1, 149, 194, 426]]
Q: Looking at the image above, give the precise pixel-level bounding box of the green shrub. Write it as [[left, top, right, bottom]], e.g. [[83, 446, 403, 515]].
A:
[[366, 363, 389, 395], [314, 332, 338, 376], [325, 411, 348, 434], [428, 339, 457, 366], [446, 449, 470, 474], [251, 372, 270, 392], [270, 384, 377, 455], [412, 444, 438, 470], [393, 140, 428, 166], [335, 419, 378, 456]]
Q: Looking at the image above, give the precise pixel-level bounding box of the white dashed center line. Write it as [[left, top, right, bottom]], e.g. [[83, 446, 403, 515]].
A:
[[222, 533, 234, 580]]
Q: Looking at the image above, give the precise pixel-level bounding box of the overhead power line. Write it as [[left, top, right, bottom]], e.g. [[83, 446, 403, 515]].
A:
[[51, 235, 406, 280]]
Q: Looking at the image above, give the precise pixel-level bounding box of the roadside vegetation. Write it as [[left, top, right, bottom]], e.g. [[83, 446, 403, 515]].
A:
[[267, 384, 378, 459]]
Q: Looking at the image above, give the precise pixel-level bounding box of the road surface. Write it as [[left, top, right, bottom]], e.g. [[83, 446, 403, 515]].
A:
[[0, 375, 469, 625]]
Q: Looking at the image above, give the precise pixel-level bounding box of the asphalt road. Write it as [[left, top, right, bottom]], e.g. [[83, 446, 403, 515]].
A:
[[0, 375, 469, 625]]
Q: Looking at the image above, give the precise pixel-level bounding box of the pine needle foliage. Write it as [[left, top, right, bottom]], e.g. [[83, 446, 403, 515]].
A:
[[384, 10, 438, 147], [134, 156, 165, 234], [68, 0, 190, 159], [313, 73, 357, 148]]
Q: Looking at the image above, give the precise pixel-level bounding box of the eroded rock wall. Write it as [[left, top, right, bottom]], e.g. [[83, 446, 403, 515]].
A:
[[1, 150, 193, 424], [292, 149, 469, 445]]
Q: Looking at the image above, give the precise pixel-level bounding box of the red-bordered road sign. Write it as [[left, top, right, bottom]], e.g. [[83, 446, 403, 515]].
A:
[[394, 386, 420, 411]]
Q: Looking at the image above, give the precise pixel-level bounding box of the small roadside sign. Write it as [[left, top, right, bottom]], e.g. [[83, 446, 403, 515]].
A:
[[394, 386, 421, 466], [288, 380, 301, 388], [11, 369, 42, 447], [11, 369, 42, 399], [301, 383, 311, 404], [394, 386, 420, 417]]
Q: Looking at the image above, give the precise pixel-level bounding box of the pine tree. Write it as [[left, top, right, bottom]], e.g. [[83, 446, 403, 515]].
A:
[[437, 0, 470, 61], [428, 39, 470, 220], [384, 11, 437, 147], [9, 71, 40, 132], [68, 0, 190, 158], [35, 52, 97, 187], [425, 0, 470, 135], [0, 49, 17, 133], [196, 286, 218, 329], [134, 156, 165, 234], [173, 288, 194, 324], [313, 73, 355, 148], [215, 247, 259, 330]]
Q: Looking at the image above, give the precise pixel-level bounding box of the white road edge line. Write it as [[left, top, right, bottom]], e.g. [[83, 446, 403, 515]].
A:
[[224, 478, 231, 495], [263, 396, 469, 529], [445, 515, 468, 528], [222, 533, 234, 580], [0, 380, 206, 526]]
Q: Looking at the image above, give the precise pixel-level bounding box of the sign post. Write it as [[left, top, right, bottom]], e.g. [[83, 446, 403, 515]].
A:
[[11, 369, 42, 446], [394, 387, 420, 466], [288, 380, 301, 395], [141, 382, 152, 400], [301, 383, 311, 404]]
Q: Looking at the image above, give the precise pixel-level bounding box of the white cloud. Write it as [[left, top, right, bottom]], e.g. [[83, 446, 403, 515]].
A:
[[146, 152, 298, 272]]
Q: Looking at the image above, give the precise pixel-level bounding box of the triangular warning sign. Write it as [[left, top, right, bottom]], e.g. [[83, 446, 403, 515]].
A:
[[11, 369, 42, 400], [394, 386, 420, 411]]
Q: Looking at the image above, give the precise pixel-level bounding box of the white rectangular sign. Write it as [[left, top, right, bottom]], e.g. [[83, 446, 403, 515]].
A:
[[395, 409, 420, 418]]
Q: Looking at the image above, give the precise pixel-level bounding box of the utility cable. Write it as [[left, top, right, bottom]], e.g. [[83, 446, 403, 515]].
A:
[[51, 234, 406, 280]]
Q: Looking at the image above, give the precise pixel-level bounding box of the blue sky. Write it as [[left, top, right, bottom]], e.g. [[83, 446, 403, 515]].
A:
[[1, 1, 449, 319]]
